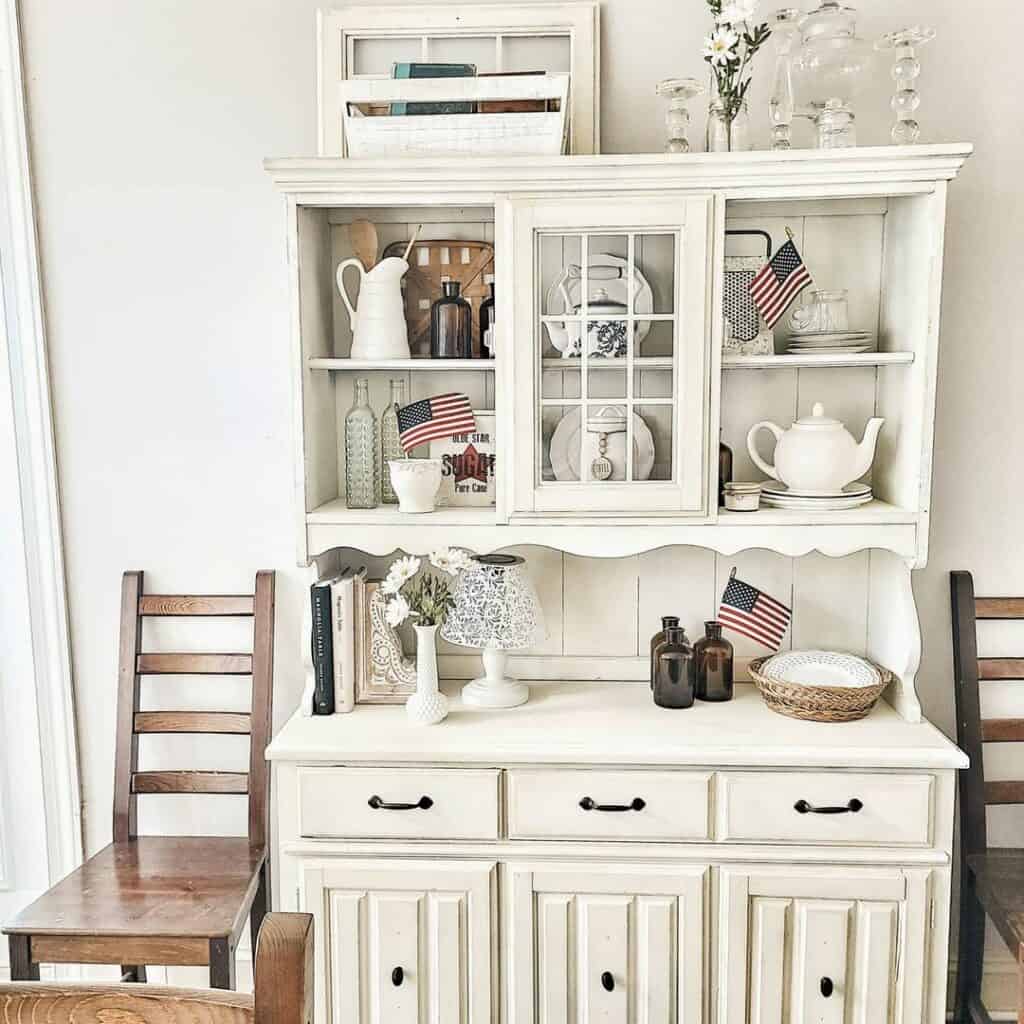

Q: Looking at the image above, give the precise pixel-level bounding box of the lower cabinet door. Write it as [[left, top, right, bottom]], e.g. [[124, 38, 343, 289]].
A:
[[719, 866, 933, 1024], [300, 859, 496, 1024], [506, 862, 709, 1024]]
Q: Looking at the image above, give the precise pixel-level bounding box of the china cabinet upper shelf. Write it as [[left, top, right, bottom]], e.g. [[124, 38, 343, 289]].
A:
[[270, 145, 971, 566]]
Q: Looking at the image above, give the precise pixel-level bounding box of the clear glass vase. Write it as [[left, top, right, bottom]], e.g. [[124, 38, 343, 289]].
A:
[[769, 8, 801, 150], [706, 100, 750, 153], [344, 377, 379, 509], [380, 378, 406, 504]]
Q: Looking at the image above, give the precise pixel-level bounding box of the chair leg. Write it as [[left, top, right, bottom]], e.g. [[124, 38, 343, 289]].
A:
[[209, 937, 236, 990], [1018, 942, 1024, 1024], [955, 869, 988, 1023], [120, 965, 148, 983], [8, 935, 39, 981], [250, 860, 269, 958]]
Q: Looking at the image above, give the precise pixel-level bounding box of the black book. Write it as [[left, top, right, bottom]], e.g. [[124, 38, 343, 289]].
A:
[[310, 578, 335, 715]]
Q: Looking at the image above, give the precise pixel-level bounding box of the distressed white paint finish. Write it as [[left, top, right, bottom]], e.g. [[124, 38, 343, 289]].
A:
[[302, 859, 495, 1024]]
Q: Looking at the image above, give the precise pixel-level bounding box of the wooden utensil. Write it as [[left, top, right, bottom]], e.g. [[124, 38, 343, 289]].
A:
[[349, 219, 378, 270]]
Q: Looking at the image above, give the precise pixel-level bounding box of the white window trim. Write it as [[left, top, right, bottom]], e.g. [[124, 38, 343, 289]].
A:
[[0, 0, 82, 883]]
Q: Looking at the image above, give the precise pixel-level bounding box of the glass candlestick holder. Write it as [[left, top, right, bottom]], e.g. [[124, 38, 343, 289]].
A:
[[875, 26, 935, 145], [768, 8, 801, 150], [655, 77, 704, 153]]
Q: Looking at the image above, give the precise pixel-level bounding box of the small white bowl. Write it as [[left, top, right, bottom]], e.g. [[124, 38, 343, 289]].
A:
[[388, 459, 443, 514], [724, 482, 762, 512]]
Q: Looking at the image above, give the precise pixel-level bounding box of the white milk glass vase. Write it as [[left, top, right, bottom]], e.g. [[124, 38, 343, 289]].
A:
[[406, 623, 448, 725]]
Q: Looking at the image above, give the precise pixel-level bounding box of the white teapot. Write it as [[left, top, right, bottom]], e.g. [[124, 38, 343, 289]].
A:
[[746, 403, 884, 494]]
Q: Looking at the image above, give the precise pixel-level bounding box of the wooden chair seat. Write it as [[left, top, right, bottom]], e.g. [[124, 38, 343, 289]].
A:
[[6, 838, 264, 947], [967, 850, 1024, 956]]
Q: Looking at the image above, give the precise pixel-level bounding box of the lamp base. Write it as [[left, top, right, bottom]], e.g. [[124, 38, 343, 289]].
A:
[[460, 648, 529, 708]]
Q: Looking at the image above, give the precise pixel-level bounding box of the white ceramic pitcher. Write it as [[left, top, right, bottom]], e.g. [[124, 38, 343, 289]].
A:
[[336, 256, 411, 360]]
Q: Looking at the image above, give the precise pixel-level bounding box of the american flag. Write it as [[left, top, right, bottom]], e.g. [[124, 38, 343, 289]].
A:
[[719, 572, 792, 650], [748, 239, 813, 328], [397, 393, 476, 453]]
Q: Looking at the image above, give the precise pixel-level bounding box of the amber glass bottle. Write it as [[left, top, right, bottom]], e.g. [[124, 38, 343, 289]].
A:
[[431, 279, 472, 358], [695, 620, 734, 702], [649, 615, 681, 689], [653, 627, 695, 709]]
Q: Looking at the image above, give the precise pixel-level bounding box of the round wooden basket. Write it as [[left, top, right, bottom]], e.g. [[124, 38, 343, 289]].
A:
[[748, 656, 893, 723]]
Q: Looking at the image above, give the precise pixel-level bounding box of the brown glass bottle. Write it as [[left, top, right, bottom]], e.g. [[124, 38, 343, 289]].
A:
[[695, 620, 734, 702], [431, 279, 472, 358], [719, 441, 733, 507], [650, 615, 681, 689], [479, 276, 495, 358], [653, 627, 695, 709]]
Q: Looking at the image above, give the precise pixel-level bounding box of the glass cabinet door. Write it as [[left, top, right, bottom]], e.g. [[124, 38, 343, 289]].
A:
[[508, 195, 712, 515]]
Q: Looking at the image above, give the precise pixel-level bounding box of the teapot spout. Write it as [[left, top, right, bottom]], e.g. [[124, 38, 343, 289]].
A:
[[853, 417, 884, 478]]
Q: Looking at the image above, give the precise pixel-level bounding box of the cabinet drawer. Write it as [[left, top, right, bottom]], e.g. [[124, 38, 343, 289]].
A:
[[716, 772, 934, 846], [298, 766, 500, 840], [507, 769, 711, 841]]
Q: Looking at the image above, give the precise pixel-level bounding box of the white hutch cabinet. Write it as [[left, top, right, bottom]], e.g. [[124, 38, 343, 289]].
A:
[[265, 145, 970, 1024]]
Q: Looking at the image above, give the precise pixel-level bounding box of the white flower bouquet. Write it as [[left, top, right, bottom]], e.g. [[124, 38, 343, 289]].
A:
[[382, 548, 475, 628], [703, 0, 771, 133]]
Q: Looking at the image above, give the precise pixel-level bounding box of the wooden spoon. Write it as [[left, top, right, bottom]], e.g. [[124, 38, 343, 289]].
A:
[[349, 219, 378, 270]]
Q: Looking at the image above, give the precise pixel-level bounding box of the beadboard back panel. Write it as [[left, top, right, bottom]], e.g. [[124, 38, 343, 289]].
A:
[[325, 545, 871, 681]]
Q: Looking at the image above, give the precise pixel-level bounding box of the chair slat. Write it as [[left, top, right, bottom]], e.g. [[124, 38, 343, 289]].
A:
[[136, 653, 253, 675], [139, 595, 256, 616], [134, 712, 251, 735], [984, 780, 1024, 805], [982, 719, 1024, 742], [132, 771, 249, 794], [979, 658, 1024, 680], [975, 597, 1024, 620]]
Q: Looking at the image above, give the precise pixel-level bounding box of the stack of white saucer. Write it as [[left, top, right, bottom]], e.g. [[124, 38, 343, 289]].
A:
[[785, 331, 874, 355], [760, 481, 872, 511]]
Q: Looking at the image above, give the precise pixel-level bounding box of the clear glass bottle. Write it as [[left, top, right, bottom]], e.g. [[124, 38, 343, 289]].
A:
[[431, 278, 472, 359], [769, 9, 801, 150], [653, 627, 695, 709], [479, 275, 495, 358], [380, 378, 406, 504], [650, 615, 681, 689], [344, 377, 379, 509], [706, 99, 750, 153], [695, 620, 734, 702]]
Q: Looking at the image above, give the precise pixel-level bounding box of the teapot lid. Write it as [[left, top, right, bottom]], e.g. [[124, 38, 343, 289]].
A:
[[794, 402, 842, 428]]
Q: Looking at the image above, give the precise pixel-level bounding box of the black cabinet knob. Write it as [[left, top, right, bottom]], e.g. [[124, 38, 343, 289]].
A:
[[601, 971, 615, 992], [392, 966, 404, 987], [820, 977, 834, 998]]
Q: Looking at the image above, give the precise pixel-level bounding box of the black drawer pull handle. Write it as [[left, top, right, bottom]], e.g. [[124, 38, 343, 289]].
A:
[[579, 797, 646, 812], [368, 795, 433, 811], [794, 798, 863, 815], [820, 977, 834, 998], [601, 971, 615, 992], [392, 966, 404, 987]]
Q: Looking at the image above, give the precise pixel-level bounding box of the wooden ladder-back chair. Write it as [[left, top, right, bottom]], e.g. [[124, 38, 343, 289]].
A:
[[0, 914, 311, 1024], [4, 570, 275, 990], [951, 569, 1024, 1024]]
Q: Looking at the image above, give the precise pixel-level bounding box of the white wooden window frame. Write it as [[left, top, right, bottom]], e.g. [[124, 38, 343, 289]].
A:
[[0, 0, 81, 888], [317, 2, 600, 157]]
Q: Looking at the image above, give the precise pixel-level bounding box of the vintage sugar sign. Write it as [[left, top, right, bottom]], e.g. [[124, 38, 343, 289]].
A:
[[431, 412, 496, 507]]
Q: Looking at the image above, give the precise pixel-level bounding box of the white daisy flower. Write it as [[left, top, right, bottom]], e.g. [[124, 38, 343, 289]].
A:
[[430, 547, 475, 576], [382, 554, 421, 593], [717, 0, 758, 25], [385, 595, 412, 628], [704, 27, 739, 65]]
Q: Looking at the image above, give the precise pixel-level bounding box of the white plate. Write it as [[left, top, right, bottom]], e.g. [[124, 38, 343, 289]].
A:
[[762, 481, 871, 499], [786, 345, 873, 355], [545, 253, 654, 351], [787, 338, 873, 348], [549, 407, 656, 482], [761, 650, 882, 689], [760, 494, 872, 510], [785, 331, 872, 341]]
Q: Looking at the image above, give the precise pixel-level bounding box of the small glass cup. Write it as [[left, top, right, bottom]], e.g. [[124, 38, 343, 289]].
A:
[[789, 288, 849, 334]]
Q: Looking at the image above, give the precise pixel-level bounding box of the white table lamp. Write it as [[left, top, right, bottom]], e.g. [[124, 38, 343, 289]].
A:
[[441, 554, 547, 708]]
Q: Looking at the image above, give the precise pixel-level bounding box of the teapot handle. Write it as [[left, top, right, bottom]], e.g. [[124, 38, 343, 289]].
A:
[[335, 257, 365, 330], [747, 422, 784, 480]]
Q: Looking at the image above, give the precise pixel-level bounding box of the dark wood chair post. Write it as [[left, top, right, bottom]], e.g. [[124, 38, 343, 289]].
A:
[[254, 914, 314, 1024], [113, 570, 144, 844], [249, 571, 276, 955], [951, 570, 988, 1022]]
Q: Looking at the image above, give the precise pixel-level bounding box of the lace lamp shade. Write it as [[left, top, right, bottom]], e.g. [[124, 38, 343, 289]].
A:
[[442, 554, 547, 708]]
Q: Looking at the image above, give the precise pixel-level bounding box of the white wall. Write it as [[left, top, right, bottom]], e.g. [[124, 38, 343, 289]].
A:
[[16, 0, 1024, 1001]]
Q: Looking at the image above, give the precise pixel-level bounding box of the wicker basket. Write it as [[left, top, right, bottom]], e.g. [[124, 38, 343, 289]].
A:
[[748, 656, 893, 723]]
